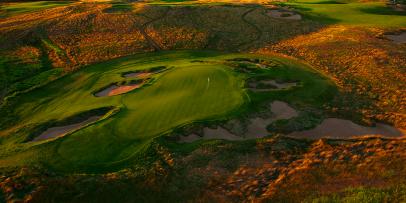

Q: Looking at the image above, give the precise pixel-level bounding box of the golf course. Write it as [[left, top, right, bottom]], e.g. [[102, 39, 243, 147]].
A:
[[0, 51, 336, 172], [0, 0, 405, 201]]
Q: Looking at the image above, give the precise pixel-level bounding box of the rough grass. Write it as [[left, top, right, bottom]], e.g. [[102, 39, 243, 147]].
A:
[[307, 185, 406, 203]]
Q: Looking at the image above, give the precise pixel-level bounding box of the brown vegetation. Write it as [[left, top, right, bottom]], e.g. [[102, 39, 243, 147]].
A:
[[1, 136, 405, 202], [260, 26, 406, 128]]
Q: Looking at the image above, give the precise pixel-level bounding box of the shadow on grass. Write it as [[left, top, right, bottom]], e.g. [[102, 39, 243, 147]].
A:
[[104, 2, 133, 13], [298, 0, 347, 4], [359, 6, 406, 16]]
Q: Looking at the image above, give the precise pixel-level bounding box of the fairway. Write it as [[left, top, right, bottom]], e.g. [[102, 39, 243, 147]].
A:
[[284, 0, 406, 27], [0, 1, 71, 17]]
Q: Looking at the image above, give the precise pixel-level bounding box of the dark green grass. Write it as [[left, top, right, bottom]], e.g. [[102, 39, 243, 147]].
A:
[[104, 2, 133, 13], [0, 51, 336, 173], [0, 1, 72, 17]]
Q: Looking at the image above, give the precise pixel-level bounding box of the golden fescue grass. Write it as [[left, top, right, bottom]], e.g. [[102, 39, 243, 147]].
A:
[[259, 25, 406, 129]]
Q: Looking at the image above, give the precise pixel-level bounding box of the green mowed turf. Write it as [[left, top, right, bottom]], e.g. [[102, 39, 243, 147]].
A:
[[284, 0, 406, 27], [0, 51, 336, 172], [0, 1, 72, 17]]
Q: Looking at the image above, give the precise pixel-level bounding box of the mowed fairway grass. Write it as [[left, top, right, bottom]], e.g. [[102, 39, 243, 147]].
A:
[[0, 1, 72, 17], [0, 51, 336, 172], [284, 0, 406, 27]]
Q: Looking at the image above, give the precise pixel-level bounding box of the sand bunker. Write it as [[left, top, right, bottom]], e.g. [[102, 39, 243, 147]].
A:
[[385, 32, 406, 44], [244, 101, 298, 139], [32, 116, 101, 142], [180, 101, 298, 142], [180, 127, 243, 143], [270, 100, 299, 120], [249, 80, 297, 92], [288, 118, 406, 140], [123, 72, 152, 78], [95, 83, 142, 97], [122, 66, 166, 78], [268, 10, 302, 20]]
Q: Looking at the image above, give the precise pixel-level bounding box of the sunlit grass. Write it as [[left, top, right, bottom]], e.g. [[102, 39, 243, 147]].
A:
[[0, 1, 72, 17], [283, 0, 406, 27]]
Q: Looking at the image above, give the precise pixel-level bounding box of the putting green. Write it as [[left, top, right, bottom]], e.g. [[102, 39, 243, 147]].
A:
[[0, 51, 336, 172]]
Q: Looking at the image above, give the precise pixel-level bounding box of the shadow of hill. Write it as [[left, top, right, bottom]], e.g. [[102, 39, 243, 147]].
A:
[[359, 6, 406, 16]]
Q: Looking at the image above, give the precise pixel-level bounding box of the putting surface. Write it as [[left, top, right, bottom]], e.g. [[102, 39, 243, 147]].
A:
[[0, 51, 336, 172]]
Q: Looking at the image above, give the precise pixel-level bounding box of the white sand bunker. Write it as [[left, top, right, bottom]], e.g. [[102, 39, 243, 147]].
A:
[[248, 80, 297, 92], [288, 118, 406, 140], [385, 32, 406, 44], [180, 101, 298, 142], [268, 9, 302, 20], [95, 83, 143, 97], [32, 116, 101, 142]]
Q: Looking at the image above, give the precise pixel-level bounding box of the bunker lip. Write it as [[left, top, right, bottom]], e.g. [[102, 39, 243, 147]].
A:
[[287, 118, 406, 140], [226, 58, 281, 69], [248, 79, 298, 92], [123, 72, 152, 78], [179, 101, 298, 142], [122, 66, 167, 78], [28, 107, 116, 143], [32, 116, 101, 142]]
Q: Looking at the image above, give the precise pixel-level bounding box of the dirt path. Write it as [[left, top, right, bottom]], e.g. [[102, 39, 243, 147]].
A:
[[138, 7, 170, 51], [288, 118, 406, 140], [32, 116, 101, 142], [237, 7, 263, 51]]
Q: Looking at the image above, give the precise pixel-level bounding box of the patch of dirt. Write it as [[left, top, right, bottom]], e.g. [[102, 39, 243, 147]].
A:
[[288, 118, 406, 139], [32, 116, 101, 142], [268, 9, 302, 20], [385, 32, 406, 44]]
